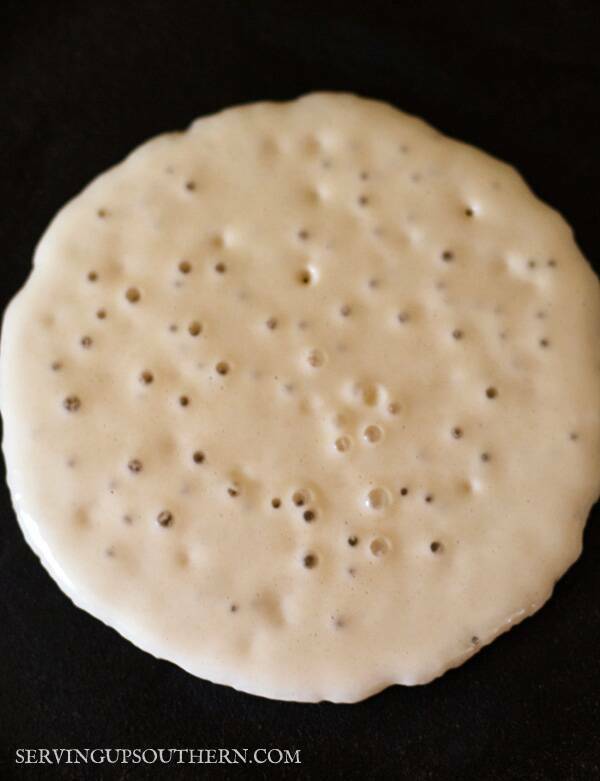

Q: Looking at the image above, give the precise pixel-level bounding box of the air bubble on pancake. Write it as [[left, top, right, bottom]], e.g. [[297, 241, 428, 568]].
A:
[[216, 361, 230, 375], [271, 497, 281, 508], [214, 262, 227, 274], [348, 535, 359, 546], [366, 488, 389, 510], [298, 268, 314, 285], [335, 436, 351, 453], [179, 395, 190, 407], [292, 489, 310, 507], [452, 427, 463, 439], [486, 386, 498, 399], [127, 459, 142, 474], [80, 336, 92, 349], [430, 541, 443, 553], [192, 450, 205, 464], [354, 382, 378, 406], [369, 537, 389, 557], [125, 287, 140, 303], [51, 361, 62, 371], [96, 309, 106, 320], [63, 395, 81, 412], [307, 348, 325, 368], [178, 260, 192, 274], [188, 321, 202, 336], [139, 370, 154, 385], [303, 509, 316, 522], [363, 425, 383, 443], [156, 510, 173, 527], [303, 553, 318, 569], [266, 317, 278, 330], [87, 271, 98, 282]]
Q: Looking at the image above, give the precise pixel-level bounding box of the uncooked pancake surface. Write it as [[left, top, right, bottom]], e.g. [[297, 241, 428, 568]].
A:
[[2, 94, 599, 702]]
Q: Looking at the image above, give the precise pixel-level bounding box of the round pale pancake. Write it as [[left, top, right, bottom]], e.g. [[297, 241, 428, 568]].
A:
[[1, 94, 599, 703]]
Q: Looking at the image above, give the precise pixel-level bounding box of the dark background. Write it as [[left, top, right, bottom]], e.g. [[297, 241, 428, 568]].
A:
[[1, 1, 599, 778]]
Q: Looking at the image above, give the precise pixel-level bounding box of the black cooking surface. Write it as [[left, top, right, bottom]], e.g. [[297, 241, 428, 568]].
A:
[[2, 2, 599, 779]]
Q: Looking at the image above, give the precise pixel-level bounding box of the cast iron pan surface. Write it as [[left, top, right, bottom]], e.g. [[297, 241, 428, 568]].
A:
[[1, 2, 599, 778]]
